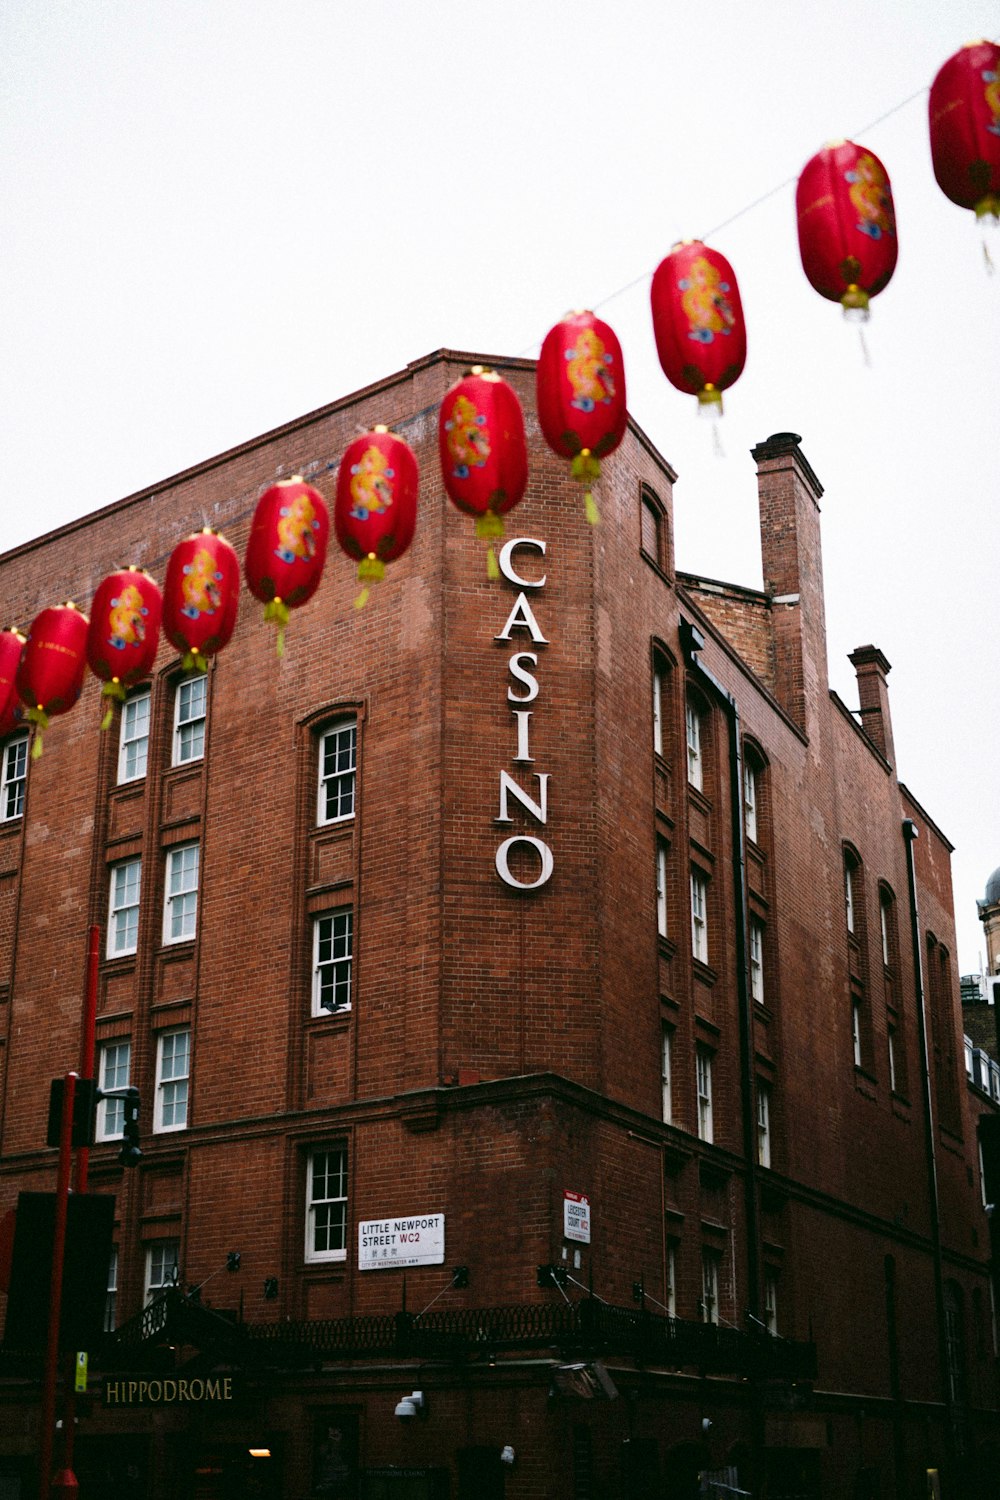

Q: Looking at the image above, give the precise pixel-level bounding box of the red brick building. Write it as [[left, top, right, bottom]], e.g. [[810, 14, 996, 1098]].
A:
[[0, 350, 996, 1499]]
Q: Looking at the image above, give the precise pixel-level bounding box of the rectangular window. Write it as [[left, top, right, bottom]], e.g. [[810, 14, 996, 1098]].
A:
[[888, 1025, 898, 1093], [1, 734, 28, 820], [757, 1082, 771, 1167], [743, 760, 758, 844], [749, 917, 764, 1003], [880, 896, 890, 966], [661, 1025, 672, 1124], [696, 1046, 714, 1143], [155, 1027, 191, 1132], [666, 1241, 677, 1318], [145, 1240, 180, 1303], [656, 838, 668, 938], [306, 1146, 348, 1262], [685, 701, 702, 790], [108, 858, 141, 957], [96, 1041, 131, 1142], [104, 1246, 118, 1333], [313, 910, 353, 1014], [764, 1271, 779, 1335], [118, 690, 151, 783], [852, 999, 862, 1068], [163, 842, 199, 944], [173, 675, 207, 766], [690, 870, 708, 964], [701, 1249, 720, 1325], [845, 860, 856, 934], [652, 671, 664, 758], [318, 719, 357, 824]]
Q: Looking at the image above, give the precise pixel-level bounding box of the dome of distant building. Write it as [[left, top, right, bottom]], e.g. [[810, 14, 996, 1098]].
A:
[[986, 866, 1000, 906]]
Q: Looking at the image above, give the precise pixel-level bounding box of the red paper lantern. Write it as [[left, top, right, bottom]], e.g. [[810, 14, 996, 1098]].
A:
[[86, 568, 163, 727], [536, 311, 627, 524], [439, 368, 528, 577], [16, 602, 89, 757], [163, 529, 240, 672], [0, 628, 26, 739], [796, 140, 898, 320], [334, 427, 418, 608], [245, 477, 330, 654], [929, 41, 1000, 224], [650, 242, 747, 418]]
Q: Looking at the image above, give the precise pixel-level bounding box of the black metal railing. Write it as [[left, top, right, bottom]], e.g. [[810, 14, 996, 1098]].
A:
[[101, 1288, 816, 1382]]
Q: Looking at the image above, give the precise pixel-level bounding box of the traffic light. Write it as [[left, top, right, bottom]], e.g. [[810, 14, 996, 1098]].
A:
[[119, 1087, 142, 1168], [46, 1077, 99, 1149]]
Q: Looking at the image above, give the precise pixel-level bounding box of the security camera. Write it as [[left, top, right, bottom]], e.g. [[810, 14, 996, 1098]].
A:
[[394, 1390, 425, 1420], [701, 1417, 713, 1434], [500, 1446, 515, 1466]]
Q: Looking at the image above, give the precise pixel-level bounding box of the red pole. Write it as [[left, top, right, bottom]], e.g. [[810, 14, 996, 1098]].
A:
[[38, 1072, 76, 1500], [56, 924, 101, 1494], [75, 924, 100, 1196]]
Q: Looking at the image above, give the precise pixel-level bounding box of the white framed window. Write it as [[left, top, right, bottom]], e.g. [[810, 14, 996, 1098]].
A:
[[690, 870, 708, 964], [313, 910, 353, 1014], [880, 894, 890, 965], [845, 858, 856, 934], [685, 699, 703, 790], [652, 670, 664, 757], [145, 1240, 180, 1303], [743, 759, 759, 843], [305, 1146, 348, 1263], [163, 842, 199, 944], [749, 917, 764, 1003], [656, 838, 669, 939], [1, 734, 28, 821], [107, 858, 141, 957], [661, 1025, 673, 1124], [696, 1046, 714, 1143], [118, 689, 151, 783], [173, 675, 207, 766], [852, 998, 862, 1067], [666, 1241, 677, 1318], [104, 1246, 118, 1333], [96, 1041, 131, 1142], [764, 1270, 779, 1335], [154, 1027, 191, 1132], [701, 1248, 720, 1325], [888, 1025, 898, 1093], [318, 719, 357, 825], [757, 1082, 771, 1167]]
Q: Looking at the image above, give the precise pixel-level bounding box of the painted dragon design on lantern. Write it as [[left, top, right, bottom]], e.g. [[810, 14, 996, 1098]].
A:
[[443, 394, 491, 478], [564, 327, 616, 412], [679, 256, 736, 344], [106, 584, 150, 650], [349, 446, 395, 521], [845, 153, 896, 240], [181, 549, 224, 619], [274, 491, 321, 564]]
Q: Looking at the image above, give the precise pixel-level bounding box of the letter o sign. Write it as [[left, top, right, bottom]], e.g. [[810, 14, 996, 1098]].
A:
[[495, 836, 554, 890]]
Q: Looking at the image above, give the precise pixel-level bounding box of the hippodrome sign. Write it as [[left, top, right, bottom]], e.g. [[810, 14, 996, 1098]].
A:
[[104, 1375, 235, 1406], [493, 538, 553, 891]]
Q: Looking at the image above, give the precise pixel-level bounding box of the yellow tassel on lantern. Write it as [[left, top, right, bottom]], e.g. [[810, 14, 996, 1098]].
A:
[[474, 510, 505, 579], [263, 597, 291, 658], [100, 678, 126, 732], [26, 705, 49, 759], [355, 553, 385, 610], [571, 448, 602, 525]]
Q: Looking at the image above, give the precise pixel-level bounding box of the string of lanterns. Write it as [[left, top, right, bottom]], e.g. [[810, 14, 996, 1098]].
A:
[[0, 40, 997, 757]]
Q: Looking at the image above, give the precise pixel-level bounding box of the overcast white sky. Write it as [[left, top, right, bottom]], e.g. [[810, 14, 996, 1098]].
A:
[[1, 1, 997, 972]]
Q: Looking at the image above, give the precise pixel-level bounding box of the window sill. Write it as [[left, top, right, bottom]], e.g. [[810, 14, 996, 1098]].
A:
[[692, 958, 717, 987]]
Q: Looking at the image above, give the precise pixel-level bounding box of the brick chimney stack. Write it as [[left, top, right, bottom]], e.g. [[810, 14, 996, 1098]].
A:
[[848, 645, 895, 765], [751, 432, 828, 738]]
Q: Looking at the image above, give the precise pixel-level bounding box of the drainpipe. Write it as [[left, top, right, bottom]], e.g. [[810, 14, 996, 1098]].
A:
[[680, 618, 761, 1320], [901, 819, 955, 1467]]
